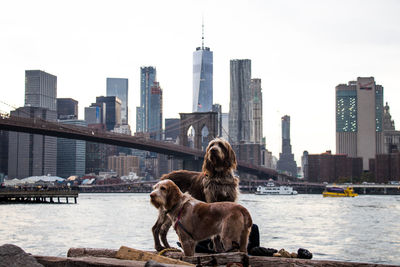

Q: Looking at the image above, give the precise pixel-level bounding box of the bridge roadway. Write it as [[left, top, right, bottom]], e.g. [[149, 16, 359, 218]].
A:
[[0, 115, 278, 179]]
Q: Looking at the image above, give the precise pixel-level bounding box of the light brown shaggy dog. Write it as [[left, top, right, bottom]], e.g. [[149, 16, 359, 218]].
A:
[[150, 179, 252, 256], [151, 138, 239, 251]]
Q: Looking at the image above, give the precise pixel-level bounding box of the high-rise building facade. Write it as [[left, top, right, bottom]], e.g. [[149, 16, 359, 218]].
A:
[[8, 107, 57, 178], [137, 67, 156, 133], [250, 78, 263, 144], [57, 120, 87, 178], [165, 118, 180, 141], [57, 98, 78, 120], [106, 78, 129, 125], [96, 96, 121, 131], [108, 153, 140, 177], [149, 82, 163, 140], [192, 27, 213, 112], [25, 70, 57, 111], [336, 77, 384, 170], [229, 59, 252, 145], [136, 67, 163, 140], [277, 115, 297, 176], [0, 130, 8, 176]]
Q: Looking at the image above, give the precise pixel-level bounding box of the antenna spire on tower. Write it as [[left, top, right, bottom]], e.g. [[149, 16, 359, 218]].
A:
[[202, 16, 204, 49]]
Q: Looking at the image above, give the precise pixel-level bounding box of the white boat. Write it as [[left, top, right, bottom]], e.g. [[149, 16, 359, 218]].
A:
[[256, 181, 298, 195]]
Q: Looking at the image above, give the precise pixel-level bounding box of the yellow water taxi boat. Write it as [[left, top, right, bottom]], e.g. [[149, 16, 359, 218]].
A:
[[322, 186, 358, 197]]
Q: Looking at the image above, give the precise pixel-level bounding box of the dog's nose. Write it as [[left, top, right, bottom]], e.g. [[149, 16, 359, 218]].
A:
[[150, 192, 156, 199]]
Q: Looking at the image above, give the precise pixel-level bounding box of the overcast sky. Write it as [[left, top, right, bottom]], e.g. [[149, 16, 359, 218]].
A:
[[1, 0, 400, 164]]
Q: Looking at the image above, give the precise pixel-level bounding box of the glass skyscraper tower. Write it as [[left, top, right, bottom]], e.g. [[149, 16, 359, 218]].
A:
[[107, 78, 129, 125], [192, 24, 213, 112], [136, 67, 162, 140]]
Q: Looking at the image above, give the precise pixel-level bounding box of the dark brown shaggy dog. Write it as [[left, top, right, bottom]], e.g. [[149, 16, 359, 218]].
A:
[[150, 179, 252, 256], [151, 138, 239, 251]]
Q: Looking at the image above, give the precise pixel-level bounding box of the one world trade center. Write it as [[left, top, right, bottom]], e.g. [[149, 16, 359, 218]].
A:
[[192, 23, 213, 112]]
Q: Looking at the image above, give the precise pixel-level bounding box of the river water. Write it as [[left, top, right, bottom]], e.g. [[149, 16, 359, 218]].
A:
[[1, 193, 399, 265]]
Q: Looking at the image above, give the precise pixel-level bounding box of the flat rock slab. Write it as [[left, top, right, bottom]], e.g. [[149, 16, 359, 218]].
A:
[[35, 255, 189, 267], [0, 244, 43, 267], [63, 247, 400, 267]]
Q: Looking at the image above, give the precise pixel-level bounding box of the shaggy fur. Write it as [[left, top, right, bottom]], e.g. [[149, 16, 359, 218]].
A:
[[150, 180, 252, 256], [151, 138, 240, 251]]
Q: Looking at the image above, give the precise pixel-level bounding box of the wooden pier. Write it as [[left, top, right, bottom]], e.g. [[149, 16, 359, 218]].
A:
[[0, 188, 79, 204]]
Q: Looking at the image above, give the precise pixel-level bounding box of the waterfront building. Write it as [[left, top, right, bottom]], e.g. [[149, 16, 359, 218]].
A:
[[8, 107, 57, 179], [57, 98, 78, 120], [192, 23, 213, 112], [277, 115, 297, 177], [336, 77, 384, 170], [382, 102, 400, 154], [107, 153, 140, 177], [0, 130, 8, 176], [96, 96, 121, 131], [306, 151, 363, 183], [57, 120, 87, 178], [106, 78, 129, 125], [262, 148, 277, 170], [25, 70, 57, 111], [370, 153, 400, 183]]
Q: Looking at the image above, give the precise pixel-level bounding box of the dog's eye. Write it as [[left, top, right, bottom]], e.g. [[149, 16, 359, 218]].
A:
[[160, 187, 166, 191]]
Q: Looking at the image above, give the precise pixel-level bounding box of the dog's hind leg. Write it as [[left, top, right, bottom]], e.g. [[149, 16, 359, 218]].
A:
[[160, 216, 172, 249], [152, 209, 168, 251]]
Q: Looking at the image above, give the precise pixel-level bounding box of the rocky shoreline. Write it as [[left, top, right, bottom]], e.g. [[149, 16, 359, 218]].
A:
[[1, 244, 399, 267]]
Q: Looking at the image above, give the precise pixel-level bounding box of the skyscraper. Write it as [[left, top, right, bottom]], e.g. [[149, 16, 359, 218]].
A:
[[229, 59, 252, 144], [57, 120, 87, 178], [57, 98, 78, 120], [8, 70, 58, 179], [148, 82, 163, 140], [192, 23, 213, 112], [136, 67, 163, 140], [277, 115, 297, 176], [25, 70, 57, 111], [250, 78, 263, 144], [107, 78, 129, 125], [96, 96, 122, 131], [8, 107, 57, 178], [137, 67, 157, 133], [336, 77, 384, 170]]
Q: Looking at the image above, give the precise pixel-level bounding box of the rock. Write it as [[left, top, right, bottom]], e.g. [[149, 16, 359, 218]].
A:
[[249, 247, 277, 257], [145, 260, 169, 267], [0, 244, 43, 267], [290, 252, 298, 258], [298, 248, 313, 259], [278, 249, 291, 258], [272, 252, 281, 257]]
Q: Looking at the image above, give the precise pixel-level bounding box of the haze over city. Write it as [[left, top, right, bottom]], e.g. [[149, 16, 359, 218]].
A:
[[1, 0, 400, 163]]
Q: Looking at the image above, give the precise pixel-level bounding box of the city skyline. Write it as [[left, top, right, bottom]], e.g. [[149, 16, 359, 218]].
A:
[[1, 0, 400, 164]]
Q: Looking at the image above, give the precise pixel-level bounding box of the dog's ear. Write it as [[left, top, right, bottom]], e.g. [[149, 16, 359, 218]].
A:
[[225, 141, 237, 170], [165, 182, 181, 210]]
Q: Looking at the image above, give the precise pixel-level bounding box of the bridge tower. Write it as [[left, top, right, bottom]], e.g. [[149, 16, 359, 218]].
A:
[[179, 112, 218, 170]]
